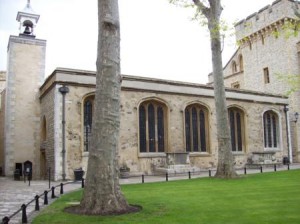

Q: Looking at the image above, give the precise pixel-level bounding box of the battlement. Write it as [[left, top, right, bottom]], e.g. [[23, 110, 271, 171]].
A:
[[235, 0, 299, 41]]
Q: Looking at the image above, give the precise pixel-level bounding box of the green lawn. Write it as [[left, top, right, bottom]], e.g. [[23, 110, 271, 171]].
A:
[[32, 170, 300, 224]]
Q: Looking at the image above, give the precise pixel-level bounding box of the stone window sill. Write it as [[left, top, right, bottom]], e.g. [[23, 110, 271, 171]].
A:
[[232, 151, 245, 156], [138, 153, 166, 158], [82, 151, 89, 157], [189, 152, 211, 157], [264, 148, 281, 152]]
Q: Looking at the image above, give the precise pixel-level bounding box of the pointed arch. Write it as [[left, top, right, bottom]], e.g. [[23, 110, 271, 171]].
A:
[[138, 98, 168, 153], [184, 103, 210, 153], [82, 94, 95, 151], [238, 54, 244, 72], [232, 60, 237, 74], [228, 106, 246, 152], [263, 110, 279, 149]]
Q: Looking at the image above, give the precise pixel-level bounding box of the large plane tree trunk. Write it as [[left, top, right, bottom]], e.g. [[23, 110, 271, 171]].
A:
[[70, 0, 138, 215], [193, 0, 237, 178]]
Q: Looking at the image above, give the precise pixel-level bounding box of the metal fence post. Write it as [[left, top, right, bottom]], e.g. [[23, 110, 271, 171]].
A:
[[60, 183, 64, 194], [209, 170, 211, 177], [82, 178, 85, 188], [2, 216, 10, 224], [142, 174, 144, 184], [244, 167, 247, 175], [35, 195, 40, 211], [260, 166, 263, 173], [21, 204, 27, 223], [166, 173, 168, 182], [288, 164, 290, 170], [188, 171, 191, 179], [44, 191, 48, 205], [51, 186, 55, 199], [274, 164, 277, 172]]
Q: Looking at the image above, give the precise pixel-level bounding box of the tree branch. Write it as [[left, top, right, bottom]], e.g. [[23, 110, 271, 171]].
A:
[[293, 2, 300, 19], [193, 0, 210, 18]]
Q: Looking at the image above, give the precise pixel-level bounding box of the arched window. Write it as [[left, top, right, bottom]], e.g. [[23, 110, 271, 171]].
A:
[[249, 40, 252, 50], [261, 34, 265, 45], [232, 61, 237, 73], [139, 100, 167, 153], [83, 96, 94, 151], [185, 104, 209, 152], [263, 111, 279, 149], [228, 107, 245, 152], [239, 55, 244, 72]]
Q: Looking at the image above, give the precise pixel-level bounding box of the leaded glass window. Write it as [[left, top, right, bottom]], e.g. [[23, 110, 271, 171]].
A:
[[157, 106, 164, 152], [263, 111, 278, 148], [139, 101, 167, 153], [148, 104, 155, 152], [139, 106, 146, 152], [185, 110, 191, 152], [185, 104, 209, 152], [84, 99, 93, 151], [228, 108, 244, 152]]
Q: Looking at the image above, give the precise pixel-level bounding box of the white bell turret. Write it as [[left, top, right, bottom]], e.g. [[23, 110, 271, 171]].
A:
[[16, 0, 40, 37]]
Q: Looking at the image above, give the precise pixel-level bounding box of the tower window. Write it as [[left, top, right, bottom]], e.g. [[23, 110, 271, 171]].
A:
[[239, 55, 244, 72], [264, 67, 270, 84], [261, 34, 265, 45], [232, 61, 237, 74], [249, 41, 252, 50]]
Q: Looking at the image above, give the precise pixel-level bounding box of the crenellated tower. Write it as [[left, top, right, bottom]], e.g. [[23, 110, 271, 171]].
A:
[[215, 0, 300, 163]]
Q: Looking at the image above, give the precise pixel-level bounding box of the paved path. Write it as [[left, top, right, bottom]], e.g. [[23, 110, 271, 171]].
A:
[[0, 178, 81, 224], [0, 164, 299, 224]]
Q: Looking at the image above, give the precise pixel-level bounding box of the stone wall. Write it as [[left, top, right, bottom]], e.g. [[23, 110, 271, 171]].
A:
[[0, 90, 6, 175], [0, 71, 5, 92], [4, 36, 46, 177], [40, 87, 56, 179], [0, 71, 6, 173], [40, 69, 289, 180], [118, 90, 287, 173], [64, 85, 95, 179]]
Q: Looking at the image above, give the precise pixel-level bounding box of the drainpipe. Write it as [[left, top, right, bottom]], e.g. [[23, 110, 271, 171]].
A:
[[283, 105, 292, 164], [59, 85, 69, 181]]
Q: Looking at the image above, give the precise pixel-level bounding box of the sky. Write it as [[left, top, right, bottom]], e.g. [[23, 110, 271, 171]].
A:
[[0, 0, 275, 84]]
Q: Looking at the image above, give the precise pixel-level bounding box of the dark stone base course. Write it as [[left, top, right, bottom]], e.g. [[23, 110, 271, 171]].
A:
[[64, 204, 142, 216]]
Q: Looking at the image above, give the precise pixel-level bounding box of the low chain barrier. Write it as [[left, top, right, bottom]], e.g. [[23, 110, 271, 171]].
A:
[[0, 163, 295, 224], [1, 179, 84, 224]]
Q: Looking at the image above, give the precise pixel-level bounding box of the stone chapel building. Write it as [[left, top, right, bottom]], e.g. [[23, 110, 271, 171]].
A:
[[0, 0, 299, 180]]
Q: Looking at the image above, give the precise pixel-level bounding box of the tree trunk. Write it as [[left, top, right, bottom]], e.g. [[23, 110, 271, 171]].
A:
[[205, 0, 238, 178], [72, 0, 136, 215]]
